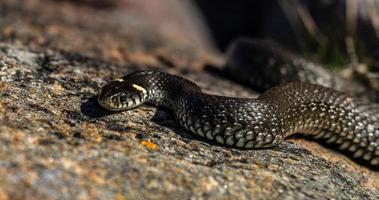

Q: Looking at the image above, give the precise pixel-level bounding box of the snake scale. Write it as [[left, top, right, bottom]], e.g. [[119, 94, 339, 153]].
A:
[[98, 70, 379, 167]]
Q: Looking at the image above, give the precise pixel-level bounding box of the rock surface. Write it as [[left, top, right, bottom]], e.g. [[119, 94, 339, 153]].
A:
[[0, 0, 378, 199]]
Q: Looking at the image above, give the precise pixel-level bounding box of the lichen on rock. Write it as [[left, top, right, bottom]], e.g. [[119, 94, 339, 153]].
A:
[[0, 0, 378, 199]]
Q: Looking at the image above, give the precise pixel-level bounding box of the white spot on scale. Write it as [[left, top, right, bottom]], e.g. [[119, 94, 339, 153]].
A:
[[206, 132, 214, 140], [335, 137, 344, 144], [363, 152, 372, 160], [353, 149, 364, 158], [367, 124, 375, 133], [226, 136, 234, 146], [326, 135, 338, 144], [215, 135, 224, 144], [348, 145, 357, 152], [370, 157, 379, 165], [189, 126, 196, 134], [245, 141, 254, 148], [113, 78, 124, 82], [322, 132, 332, 139], [203, 125, 211, 132], [339, 141, 350, 150], [236, 138, 245, 148], [196, 128, 204, 137]]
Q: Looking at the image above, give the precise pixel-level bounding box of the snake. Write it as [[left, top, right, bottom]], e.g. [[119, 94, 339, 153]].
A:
[[224, 38, 369, 96], [97, 70, 379, 167]]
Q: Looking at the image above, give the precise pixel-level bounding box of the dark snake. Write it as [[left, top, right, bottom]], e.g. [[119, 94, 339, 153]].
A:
[[98, 69, 379, 167], [223, 39, 369, 96]]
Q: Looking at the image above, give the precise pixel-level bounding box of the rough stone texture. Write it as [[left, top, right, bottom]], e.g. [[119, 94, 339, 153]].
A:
[[0, 0, 378, 199]]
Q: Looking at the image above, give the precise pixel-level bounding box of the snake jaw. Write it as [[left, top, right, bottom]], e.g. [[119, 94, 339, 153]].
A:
[[97, 94, 122, 111], [98, 92, 147, 111]]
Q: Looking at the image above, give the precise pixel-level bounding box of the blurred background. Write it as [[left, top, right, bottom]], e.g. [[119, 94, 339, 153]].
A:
[[194, 0, 379, 71], [54, 0, 379, 77], [3, 0, 379, 76]]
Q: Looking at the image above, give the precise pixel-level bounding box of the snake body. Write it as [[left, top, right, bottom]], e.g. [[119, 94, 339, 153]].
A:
[[98, 71, 379, 167], [224, 39, 367, 95]]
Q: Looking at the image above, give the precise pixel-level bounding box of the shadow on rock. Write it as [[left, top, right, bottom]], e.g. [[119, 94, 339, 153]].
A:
[[151, 108, 211, 143], [80, 96, 121, 118], [151, 108, 244, 148]]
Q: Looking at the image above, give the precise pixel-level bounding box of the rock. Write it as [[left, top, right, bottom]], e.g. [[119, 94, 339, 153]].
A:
[[0, 0, 378, 199]]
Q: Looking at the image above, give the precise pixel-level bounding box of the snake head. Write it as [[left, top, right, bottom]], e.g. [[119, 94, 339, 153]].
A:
[[97, 79, 148, 111]]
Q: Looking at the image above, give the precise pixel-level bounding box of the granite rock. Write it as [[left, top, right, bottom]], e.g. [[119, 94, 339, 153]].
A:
[[0, 0, 378, 199]]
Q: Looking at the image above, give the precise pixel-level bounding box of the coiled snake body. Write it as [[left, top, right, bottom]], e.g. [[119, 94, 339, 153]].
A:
[[98, 71, 379, 167]]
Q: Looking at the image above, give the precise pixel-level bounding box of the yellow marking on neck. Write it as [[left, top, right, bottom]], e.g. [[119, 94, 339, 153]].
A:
[[132, 84, 147, 94]]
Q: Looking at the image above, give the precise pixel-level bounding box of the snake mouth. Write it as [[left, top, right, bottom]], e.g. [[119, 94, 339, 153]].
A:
[[97, 97, 125, 111], [97, 93, 145, 111]]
